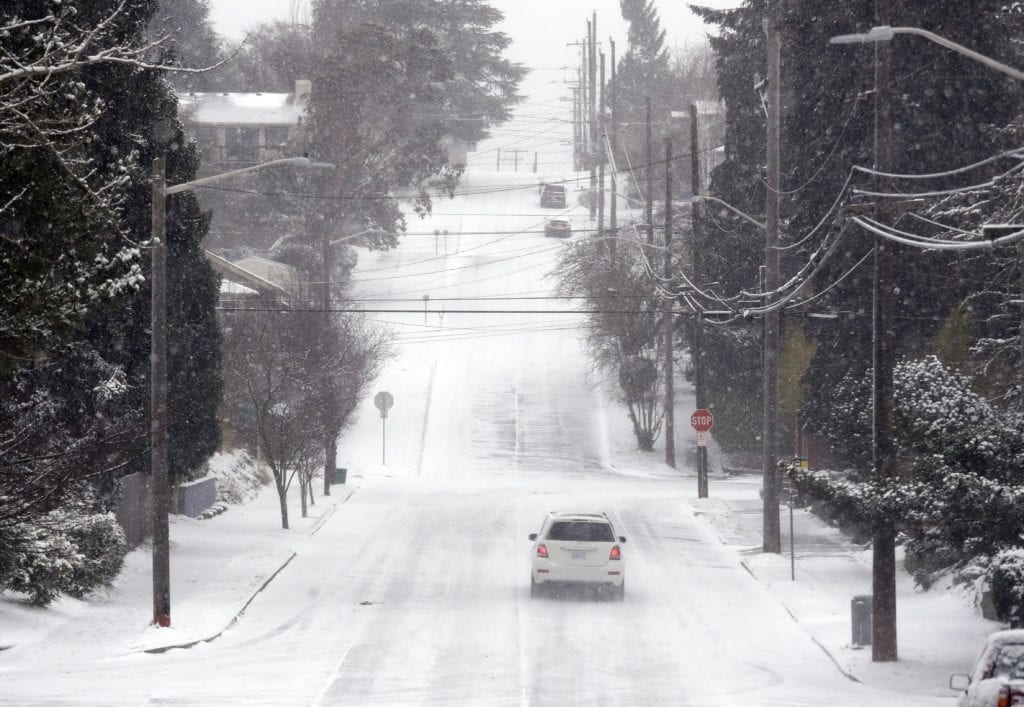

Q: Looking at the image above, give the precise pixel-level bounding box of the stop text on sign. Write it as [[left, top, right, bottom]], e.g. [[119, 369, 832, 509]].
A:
[[690, 409, 714, 432]]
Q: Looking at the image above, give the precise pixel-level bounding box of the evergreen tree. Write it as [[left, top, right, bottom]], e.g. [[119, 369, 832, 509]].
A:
[[691, 0, 1024, 457], [81, 22, 223, 484], [149, 0, 227, 91]]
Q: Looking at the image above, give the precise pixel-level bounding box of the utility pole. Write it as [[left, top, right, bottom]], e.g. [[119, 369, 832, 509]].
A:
[[690, 103, 708, 498], [589, 13, 598, 220], [646, 96, 654, 246], [664, 138, 676, 469], [1019, 239, 1024, 374], [609, 39, 617, 260], [581, 34, 589, 173], [598, 50, 606, 243], [508, 148, 528, 173], [496, 147, 501, 171], [872, 0, 898, 663], [572, 86, 580, 171], [762, 16, 782, 554], [320, 205, 335, 498], [150, 157, 171, 628], [533, 151, 538, 174]]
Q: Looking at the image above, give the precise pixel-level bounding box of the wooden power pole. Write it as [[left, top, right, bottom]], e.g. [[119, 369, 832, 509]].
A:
[[762, 16, 782, 554], [690, 103, 708, 498], [150, 156, 171, 628], [646, 96, 654, 246], [589, 13, 598, 219], [664, 138, 675, 469], [609, 38, 617, 260], [872, 0, 898, 663], [598, 50, 606, 242]]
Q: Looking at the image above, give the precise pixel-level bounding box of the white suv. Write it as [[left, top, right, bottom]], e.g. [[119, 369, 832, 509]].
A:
[[528, 512, 627, 600]]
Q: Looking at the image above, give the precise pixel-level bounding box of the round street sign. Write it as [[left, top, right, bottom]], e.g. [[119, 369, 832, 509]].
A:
[[690, 408, 714, 433], [374, 391, 394, 418]]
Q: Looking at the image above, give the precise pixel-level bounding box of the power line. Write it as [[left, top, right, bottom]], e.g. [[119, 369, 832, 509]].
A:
[[189, 146, 723, 202]]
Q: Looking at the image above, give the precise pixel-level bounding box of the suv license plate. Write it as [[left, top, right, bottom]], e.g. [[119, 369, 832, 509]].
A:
[[572, 551, 586, 559]]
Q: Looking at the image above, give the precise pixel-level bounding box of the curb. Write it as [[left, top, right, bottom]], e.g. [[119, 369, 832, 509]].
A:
[[142, 550, 297, 654], [142, 488, 358, 655], [310, 486, 357, 536], [740, 558, 861, 684]]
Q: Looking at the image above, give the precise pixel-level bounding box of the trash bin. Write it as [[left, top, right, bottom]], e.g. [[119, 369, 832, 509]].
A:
[[851, 595, 872, 646], [334, 467, 347, 485]]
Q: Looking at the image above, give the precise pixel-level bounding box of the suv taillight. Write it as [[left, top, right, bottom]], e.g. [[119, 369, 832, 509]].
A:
[[536, 544, 549, 559], [609, 545, 621, 560]]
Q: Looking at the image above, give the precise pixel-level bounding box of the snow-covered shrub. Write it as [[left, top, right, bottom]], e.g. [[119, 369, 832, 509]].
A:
[[62, 512, 126, 598], [989, 549, 1024, 627], [205, 449, 262, 505], [788, 355, 1024, 593], [0, 511, 127, 606], [1, 524, 81, 606]]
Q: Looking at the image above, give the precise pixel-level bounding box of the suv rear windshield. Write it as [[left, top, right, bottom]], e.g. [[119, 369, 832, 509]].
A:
[[547, 521, 614, 542]]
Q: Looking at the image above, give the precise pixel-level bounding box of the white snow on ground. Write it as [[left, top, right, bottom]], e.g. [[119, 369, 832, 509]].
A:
[[0, 7, 1003, 702], [0, 158, 998, 705]]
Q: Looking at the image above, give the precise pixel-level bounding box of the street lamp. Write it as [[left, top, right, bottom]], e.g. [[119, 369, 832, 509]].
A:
[[328, 227, 399, 246], [691, 194, 767, 231], [829, 20, 1024, 664], [149, 155, 334, 627], [830, 25, 1024, 82]]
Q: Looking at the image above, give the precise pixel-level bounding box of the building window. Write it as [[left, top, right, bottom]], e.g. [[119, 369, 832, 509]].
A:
[[224, 126, 258, 163]]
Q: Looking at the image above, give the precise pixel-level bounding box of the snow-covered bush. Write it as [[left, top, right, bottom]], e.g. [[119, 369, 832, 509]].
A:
[[62, 512, 126, 599], [787, 356, 1024, 591], [989, 549, 1024, 627], [0, 511, 127, 606], [205, 449, 262, 505], [1, 525, 80, 606]]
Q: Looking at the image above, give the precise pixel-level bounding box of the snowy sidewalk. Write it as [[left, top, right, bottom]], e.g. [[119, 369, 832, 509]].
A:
[[691, 471, 1001, 701], [0, 483, 355, 660]]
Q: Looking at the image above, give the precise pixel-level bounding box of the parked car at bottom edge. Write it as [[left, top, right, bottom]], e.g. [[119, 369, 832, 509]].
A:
[[544, 219, 571, 238], [951, 629, 1024, 706], [528, 511, 626, 600]]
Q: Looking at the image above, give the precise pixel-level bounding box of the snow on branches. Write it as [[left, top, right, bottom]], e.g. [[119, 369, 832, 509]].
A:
[[785, 355, 1024, 592]]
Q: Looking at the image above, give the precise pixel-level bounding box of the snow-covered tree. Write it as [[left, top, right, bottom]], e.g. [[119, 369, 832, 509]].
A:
[[787, 356, 1024, 592], [222, 309, 391, 528], [553, 233, 668, 450]]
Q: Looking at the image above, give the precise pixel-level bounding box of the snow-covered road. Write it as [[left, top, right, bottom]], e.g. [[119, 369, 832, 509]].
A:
[[0, 166, 954, 705]]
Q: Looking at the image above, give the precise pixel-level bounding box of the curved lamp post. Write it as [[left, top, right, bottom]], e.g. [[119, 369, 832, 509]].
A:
[[829, 21, 1023, 664], [691, 194, 767, 231], [150, 155, 334, 627], [830, 25, 1024, 82]]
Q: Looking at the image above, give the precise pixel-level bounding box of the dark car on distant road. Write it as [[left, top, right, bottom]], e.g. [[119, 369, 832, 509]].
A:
[[544, 219, 571, 238], [540, 183, 566, 208]]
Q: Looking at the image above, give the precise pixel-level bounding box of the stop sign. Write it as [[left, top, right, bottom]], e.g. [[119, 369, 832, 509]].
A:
[[690, 409, 714, 433]]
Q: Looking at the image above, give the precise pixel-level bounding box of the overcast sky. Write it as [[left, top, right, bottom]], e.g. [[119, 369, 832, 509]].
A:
[[206, 0, 738, 47], [206, 0, 738, 134]]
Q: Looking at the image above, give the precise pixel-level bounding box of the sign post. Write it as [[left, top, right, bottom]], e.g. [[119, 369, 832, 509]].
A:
[[690, 408, 714, 498], [374, 391, 394, 465]]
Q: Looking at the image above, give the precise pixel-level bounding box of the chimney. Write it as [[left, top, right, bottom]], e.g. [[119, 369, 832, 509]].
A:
[[294, 79, 312, 104]]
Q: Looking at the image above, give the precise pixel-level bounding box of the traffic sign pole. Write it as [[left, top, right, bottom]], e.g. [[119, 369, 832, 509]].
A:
[[374, 391, 395, 466], [690, 409, 714, 498]]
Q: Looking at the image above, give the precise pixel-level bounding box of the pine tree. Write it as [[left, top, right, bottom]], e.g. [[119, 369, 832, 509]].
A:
[[80, 28, 224, 484]]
